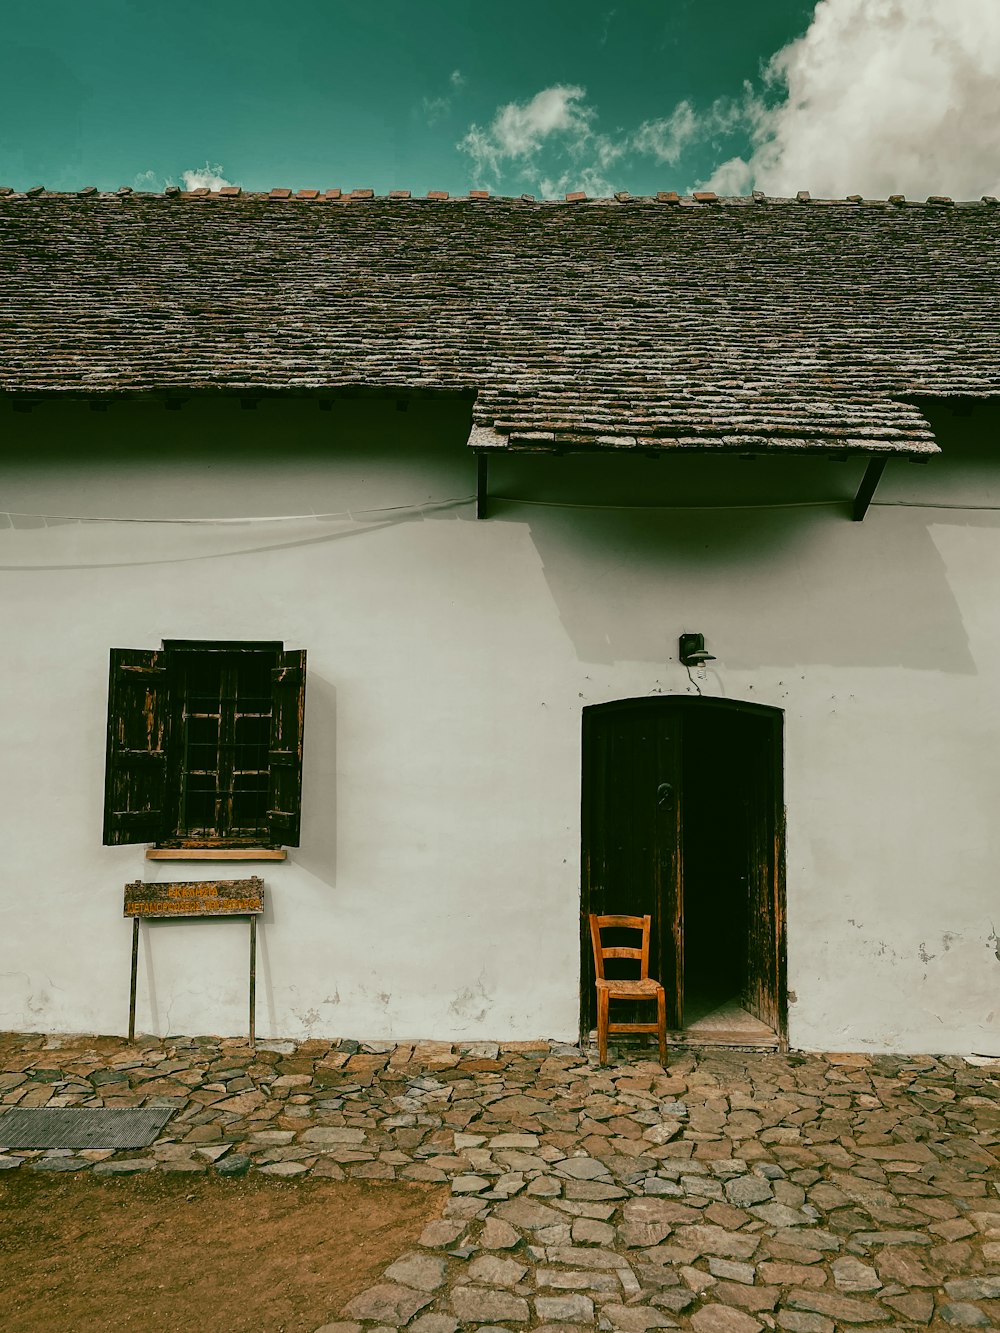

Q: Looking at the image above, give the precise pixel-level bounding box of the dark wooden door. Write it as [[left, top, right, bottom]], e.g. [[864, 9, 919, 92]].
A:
[[581, 696, 785, 1045], [580, 701, 683, 1036], [741, 714, 786, 1034]]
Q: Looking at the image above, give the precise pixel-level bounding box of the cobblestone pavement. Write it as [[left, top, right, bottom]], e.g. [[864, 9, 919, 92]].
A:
[[2, 1033, 1000, 1331]]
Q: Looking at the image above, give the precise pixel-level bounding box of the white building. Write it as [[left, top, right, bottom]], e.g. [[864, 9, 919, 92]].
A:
[[2, 184, 999, 1054]]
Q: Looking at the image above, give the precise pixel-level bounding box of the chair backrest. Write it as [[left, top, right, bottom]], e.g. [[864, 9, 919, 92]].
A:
[[589, 913, 651, 980]]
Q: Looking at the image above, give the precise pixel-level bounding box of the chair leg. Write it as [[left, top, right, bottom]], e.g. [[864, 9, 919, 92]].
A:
[[657, 988, 667, 1066], [597, 989, 609, 1066]]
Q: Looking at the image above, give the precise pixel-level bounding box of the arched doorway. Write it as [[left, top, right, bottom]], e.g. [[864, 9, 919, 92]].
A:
[[580, 696, 786, 1047]]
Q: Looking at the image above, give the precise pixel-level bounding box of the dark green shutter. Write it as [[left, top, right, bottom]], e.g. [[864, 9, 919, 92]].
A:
[[103, 649, 172, 846], [267, 649, 306, 846]]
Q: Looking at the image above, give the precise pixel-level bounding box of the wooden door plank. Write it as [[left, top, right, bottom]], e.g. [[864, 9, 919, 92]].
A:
[[581, 700, 684, 1040], [742, 712, 785, 1036], [655, 711, 683, 1030]]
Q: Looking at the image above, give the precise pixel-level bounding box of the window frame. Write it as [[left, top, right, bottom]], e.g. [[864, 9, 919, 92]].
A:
[[164, 640, 282, 846], [103, 639, 306, 849]]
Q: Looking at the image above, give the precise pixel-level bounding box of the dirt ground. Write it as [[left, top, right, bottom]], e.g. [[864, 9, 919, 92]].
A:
[[0, 1171, 445, 1333]]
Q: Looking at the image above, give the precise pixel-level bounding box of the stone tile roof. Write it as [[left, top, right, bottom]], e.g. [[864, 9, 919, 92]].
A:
[[2, 191, 999, 454]]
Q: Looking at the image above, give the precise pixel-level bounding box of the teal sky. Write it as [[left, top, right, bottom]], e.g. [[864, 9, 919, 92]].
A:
[[1, 0, 817, 196]]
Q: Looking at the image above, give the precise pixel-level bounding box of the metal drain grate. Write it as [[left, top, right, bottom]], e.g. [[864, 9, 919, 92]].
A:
[[0, 1107, 173, 1150]]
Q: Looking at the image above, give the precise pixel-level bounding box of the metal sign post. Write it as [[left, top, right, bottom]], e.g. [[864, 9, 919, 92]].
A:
[[124, 878, 264, 1049]]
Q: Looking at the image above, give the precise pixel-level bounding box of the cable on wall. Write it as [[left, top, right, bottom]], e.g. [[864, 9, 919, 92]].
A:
[[3, 494, 999, 527]]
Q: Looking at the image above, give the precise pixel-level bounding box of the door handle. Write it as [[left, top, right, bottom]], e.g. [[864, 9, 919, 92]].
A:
[[657, 782, 673, 806]]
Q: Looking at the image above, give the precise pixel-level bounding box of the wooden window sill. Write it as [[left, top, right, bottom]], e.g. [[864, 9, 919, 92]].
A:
[[145, 848, 287, 862]]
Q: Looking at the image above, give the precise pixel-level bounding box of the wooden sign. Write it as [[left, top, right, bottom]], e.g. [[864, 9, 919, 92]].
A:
[[124, 877, 264, 919], [123, 877, 264, 1047]]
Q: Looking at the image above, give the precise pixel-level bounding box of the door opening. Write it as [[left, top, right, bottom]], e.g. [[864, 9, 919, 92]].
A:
[[681, 708, 748, 1024], [580, 696, 786, 1049]]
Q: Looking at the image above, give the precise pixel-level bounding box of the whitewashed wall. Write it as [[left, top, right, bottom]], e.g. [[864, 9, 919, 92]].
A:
[[2, 396, 999, 1054]]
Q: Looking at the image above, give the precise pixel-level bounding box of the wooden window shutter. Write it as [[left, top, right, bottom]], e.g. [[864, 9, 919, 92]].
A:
[[103, 649, 172, 846], [266, 649, 306, 845]]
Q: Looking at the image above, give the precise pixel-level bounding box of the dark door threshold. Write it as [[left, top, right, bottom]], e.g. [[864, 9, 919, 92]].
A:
[[586, 1000, 783, 1056], [679, 997, 780, 1048], [669, 1027, 780, 1050]]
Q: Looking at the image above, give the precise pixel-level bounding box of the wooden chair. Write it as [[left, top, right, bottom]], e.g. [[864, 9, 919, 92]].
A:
[[589, 913, 667, 1066]]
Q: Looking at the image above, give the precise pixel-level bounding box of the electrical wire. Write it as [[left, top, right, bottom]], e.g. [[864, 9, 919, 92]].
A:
[[3, 493, 999, 527], [0, 496, 476, 526], [873, 499, 1000, 510]]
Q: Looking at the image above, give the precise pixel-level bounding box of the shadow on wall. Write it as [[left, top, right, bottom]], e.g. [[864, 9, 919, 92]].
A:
[[293, 672, 338, 889], [0, 394, 478, 522], [474, 391, 1000, 666], [482, 451, 990, 673]]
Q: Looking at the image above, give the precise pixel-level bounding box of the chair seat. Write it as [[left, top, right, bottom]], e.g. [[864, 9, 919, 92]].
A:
[[595, 978, 664, 997]]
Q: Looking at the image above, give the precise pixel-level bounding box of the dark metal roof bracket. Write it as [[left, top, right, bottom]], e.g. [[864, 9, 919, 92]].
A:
[[477, 452, 489, 520], [852, 456, 888, 521]]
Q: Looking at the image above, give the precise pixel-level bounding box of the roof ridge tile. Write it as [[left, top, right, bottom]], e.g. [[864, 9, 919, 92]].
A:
[[4, 188, 1000, 207]]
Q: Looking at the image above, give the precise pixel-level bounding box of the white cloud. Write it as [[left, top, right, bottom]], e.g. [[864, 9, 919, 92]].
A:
[[631, 102, 700, 166], [465, 85, 593, 166], [703, 0, 1000, 198], [539, 165, 618, 199], [461, 85, 639, 194], [133, 169, 160, 191], [461, 2, 1000, 201], [181, 162, 236, 192], [460, 85, 595, 180], [423, 96, 451, 125], [459, 85, 732, 196], [700, 156, 754, 195], [422, 71, 467, 125]]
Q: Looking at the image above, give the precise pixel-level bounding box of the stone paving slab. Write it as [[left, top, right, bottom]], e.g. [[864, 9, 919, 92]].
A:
[[1, 1033, 999, 1330]]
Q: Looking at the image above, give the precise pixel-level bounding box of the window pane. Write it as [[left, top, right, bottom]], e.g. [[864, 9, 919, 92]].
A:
[[183, 774, 218, 833], [173, 648, 276, 840], [235, 713, 269, 744], [232, 772, 270, 833], [185, 714, 220, 767]]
